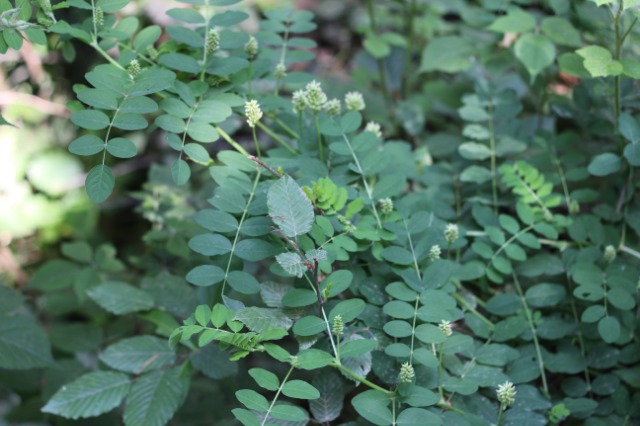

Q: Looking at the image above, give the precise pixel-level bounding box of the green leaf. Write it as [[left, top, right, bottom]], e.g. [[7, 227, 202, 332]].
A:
[[276, 252, 308, 278], [396, 408, 443, 426], [186, 265, 225, 287], [525, 283, 566, 308], [99, 336, 175, 374], [282, 380, 321, 400], [541, 17, 581, 47], [282, 289, 317, 307], [69, 135, 105, 156], [588, 153, 621, 176], [234, 307, 293, 333], [107, 138, 137, 158], [340, 339, 378, 358], [310, 371, 344, 422], [329, 298, 365, 323], [364, 34, 390, 59], [267, 175, 315, 238], [87, 281, 154, 314], [577, 45, 623, 77], [129, 67, 176, 96], [86, 164, 115, 203], [236, 389, 269, 411], [71, 110, 110, 130], [514, 34, 556, 80], [419, 36, 474, 73], [624, 143, 640, 166], [123, 368, 186, 426], [458, 142, 491, 160], [184, 143, 210, 163], [172, 159, 191, 186], [293, 316, 326, 336], [488, 8, 536, 33], [619, 113, 640, 144], [249, 368, 280, 391], [297, 348, 335, 370], [97, 0, 128, 13], [269, 404, 307, 421], [77, 89, 118, 110], [42, 371, 131, 419], [0, 315, 53, 369], [188, 233, 232, 256], [598, 316, 621, 343], [352, 390, 393, 426]]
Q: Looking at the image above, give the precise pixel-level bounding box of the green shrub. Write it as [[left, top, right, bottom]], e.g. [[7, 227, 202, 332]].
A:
[[1, 0, 639, 425]]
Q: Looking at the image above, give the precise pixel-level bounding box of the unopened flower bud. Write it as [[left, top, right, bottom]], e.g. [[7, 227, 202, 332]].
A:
[[244, 99, 263, 128], [438, 319, 452, 337], [94, 6, 104, 27], [275, 63, 287, 79], [429, 245, 441, 261], [206, 29, 220, 54], [127, 59, 141, 78], [497, 381, 516, 408], [444, 224, 459, 245], [289, 355, 299, 368], [604, 245, 617, 263], [365, 121, 382, 138], [544, 209, 553, 222], [245, 35, 258, 59], [324, 98, 341, 116], [399, 362, 415, 383], [146, 46, 159, 60], [345, 91, 365, 111], [569, 199, 580, 214], [379, 198, 393, 215], [332, 315, 344, 336]]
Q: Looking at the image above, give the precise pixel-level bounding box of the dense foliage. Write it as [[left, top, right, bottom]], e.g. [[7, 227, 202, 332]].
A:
[[1, 0, 640, 425]]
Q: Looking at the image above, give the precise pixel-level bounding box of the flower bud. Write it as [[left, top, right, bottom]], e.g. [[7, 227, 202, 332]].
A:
[[94, 6, 104, 27], [244, 35, 258, 60], [438, 319, 452, 337], [428, 245, 441, 261], [604, 245, 617, 263], [304, 80, 327, 112], [399, 362, 415, 383], [127, 59, 141, 78], [324, 98, 341, 116], [332, 315, 344, 336], [146, 46, 159, 60], [292, 90, 306, 115], [244, 99, 263, 128], [378, 198, 393, 215], [444, 224, 459, 245], [345, 91, 365, 111], [497, 381, 516, 408], [569, 199, 580, 214], [275, 63, 287, 79], [206, 29, 220, 54], [365, 121, 382, 138], [289, 355, 299, 368]]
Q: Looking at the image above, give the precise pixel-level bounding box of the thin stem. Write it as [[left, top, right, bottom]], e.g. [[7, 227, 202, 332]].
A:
[[220, 170, 261, 296], [437, 343, 445, 402], [512, 273, 549, 398], [452, 292, 495, 330], [252, 127, 261, 158], [272, 116, 299, 140], [199, 0, 211, 81], [255, 121, 298, 154], [315, 113, 324, 162], [497, 404, 506, 426], [408, 295, 420, 364], [214, 125, 250, 156], [365, 0, 393, 106], [401, 0, 417, 97], [337, 125, 382, 228], [261, 365, 294, 426], [613, 0, 623, 150], [488, 108, 498, 213], [403, 219, 422, 281], [620, 244, 640, 259], [247, 60, 253, 96], [331, 362, 393, 395]]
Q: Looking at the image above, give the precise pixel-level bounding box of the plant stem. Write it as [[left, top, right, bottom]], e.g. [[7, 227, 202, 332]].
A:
[[252, 127, 261, 158], [437, 343, 445, 402], [409, 295, 419, 364], [452, 292, 495, 330], [613, 2, 623, 149], [497, 404, 506, 426], [488, 108, 498, 214], [401, 0, 417, 97], [213, 125, 250, 156], [255, 121, 298, 154], [365, 0, 393, 106], [261, 365, 294, 426], [512, 273, 549, 398], [331, 362, 393, 395], [314, 113, 324, 162]]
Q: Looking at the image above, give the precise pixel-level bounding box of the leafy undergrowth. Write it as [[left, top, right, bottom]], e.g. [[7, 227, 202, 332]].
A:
[[1, 0, 640, 425]]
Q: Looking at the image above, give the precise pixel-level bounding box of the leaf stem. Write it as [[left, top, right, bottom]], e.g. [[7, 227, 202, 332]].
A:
[[315, 113, 324, 162], [252, 127, 261, 159], [213, 125, 250, 156], [512, 273, 549, 398], [330, 362, 393, 395], [255, 121, 298, 154], [261, 365, 294, 426]]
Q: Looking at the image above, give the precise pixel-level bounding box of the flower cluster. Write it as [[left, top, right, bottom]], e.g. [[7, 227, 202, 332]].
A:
[[428, 245, 441, 261], [292, 90, 306, 115], [127, 59, 141, 78], [324, 98, 341, 116], [438, 320, 453, 337], [365, 121, 382, 138], [206, 29, 220, 55], [497, 381, 516, 408], [244, 100, 263, 128], [304, 80, 327, 111], [444, 223, 459, 245], [378, 198, 393, 215], [332, 315, 344, 336], [345, 91, 365, 111], [244, 36, 258, 59], [399, 362, 415, 383]]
